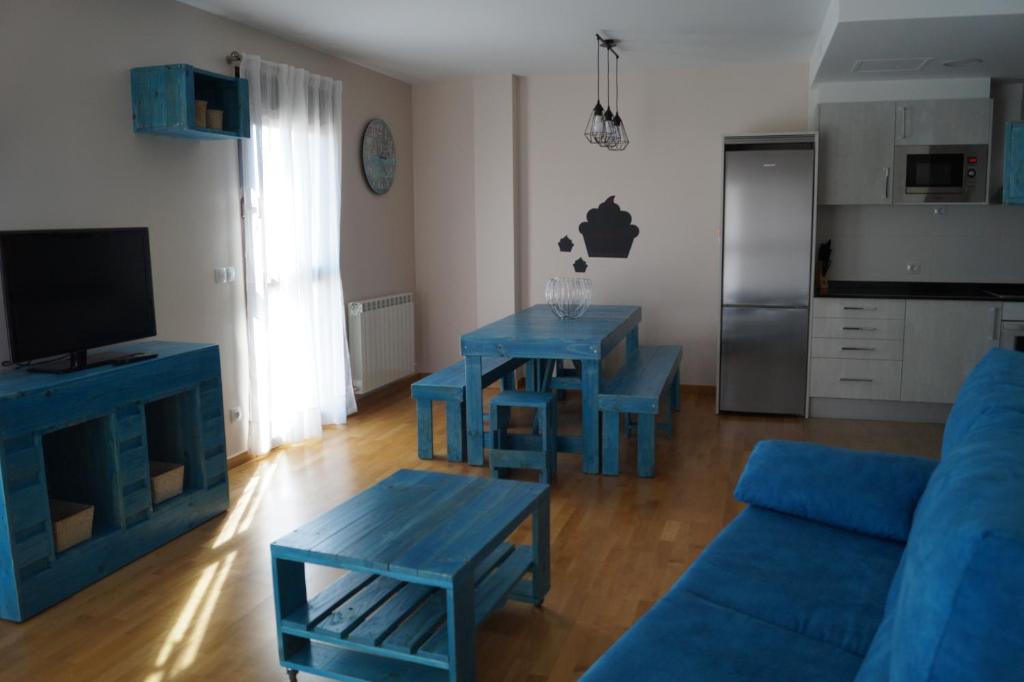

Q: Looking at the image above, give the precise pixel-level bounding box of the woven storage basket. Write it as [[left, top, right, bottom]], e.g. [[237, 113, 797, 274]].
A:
[[150, 461, 185, 505], [49, 499, 94, 553]]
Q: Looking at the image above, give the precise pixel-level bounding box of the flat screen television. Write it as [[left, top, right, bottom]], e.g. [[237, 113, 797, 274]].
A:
[[0, 227, 157, 372]]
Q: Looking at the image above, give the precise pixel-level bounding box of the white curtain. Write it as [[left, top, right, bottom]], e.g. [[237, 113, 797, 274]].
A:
[[240, 55, 356, 455]]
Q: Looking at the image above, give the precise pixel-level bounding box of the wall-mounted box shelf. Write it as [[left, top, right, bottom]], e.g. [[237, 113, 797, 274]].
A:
[[1006, 122, 1024, 205], [0, 342, 229, 621], [131, 64, 250, 140]]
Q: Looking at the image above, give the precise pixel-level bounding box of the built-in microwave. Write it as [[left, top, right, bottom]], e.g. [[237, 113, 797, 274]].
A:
[[893, 144, 988, 203]]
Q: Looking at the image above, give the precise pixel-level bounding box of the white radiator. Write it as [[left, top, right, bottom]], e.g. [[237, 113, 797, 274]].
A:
[[348, 293, 416, 394]]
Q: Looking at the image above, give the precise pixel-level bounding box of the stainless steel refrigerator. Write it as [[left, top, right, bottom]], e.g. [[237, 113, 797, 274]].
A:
[[718, 134, 815, 415]]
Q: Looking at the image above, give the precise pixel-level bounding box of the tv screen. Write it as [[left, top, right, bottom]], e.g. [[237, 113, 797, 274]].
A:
[[0, 228, 157, 364]]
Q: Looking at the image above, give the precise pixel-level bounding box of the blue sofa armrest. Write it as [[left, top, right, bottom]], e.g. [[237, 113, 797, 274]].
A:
[[734, 440, 938, 542]]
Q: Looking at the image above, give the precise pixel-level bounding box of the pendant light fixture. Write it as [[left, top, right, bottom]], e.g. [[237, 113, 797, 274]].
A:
[[584, 34, 628, 151], [583, 35, 606, 144], [599, 43, 617, 148], [609, 51, 629, 151]]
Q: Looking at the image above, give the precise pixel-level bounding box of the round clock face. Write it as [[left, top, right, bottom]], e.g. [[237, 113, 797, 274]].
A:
[[361, 119, 396, 194]]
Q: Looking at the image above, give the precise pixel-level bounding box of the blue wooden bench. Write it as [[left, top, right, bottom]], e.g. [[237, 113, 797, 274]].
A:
[[599, 345, 682, 478], [412, 357, 524, 462]]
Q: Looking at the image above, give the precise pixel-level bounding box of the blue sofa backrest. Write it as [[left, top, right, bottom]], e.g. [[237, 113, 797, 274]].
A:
[[858, 349, 1024, 681]]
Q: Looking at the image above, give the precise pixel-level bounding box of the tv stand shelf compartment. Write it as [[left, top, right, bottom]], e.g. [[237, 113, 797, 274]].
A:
[[0, 341, 228, 622]]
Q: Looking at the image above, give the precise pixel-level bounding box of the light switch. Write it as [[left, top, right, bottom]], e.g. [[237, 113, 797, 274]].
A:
[[214, 266, 237, 284]]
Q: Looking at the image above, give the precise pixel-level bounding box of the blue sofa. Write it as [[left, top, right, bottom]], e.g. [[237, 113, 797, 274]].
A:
[[583, 349, 1024, 681]]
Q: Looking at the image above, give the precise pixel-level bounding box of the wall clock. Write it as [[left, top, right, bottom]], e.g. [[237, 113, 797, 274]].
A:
[[361, 118, 396, 194]]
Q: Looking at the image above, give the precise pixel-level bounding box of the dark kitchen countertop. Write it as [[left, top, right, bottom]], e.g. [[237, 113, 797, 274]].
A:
[[818, 281, 1024, 302]]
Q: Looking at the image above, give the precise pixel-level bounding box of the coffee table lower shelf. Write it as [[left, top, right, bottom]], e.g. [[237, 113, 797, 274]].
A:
[[277, 543, 534, 681]]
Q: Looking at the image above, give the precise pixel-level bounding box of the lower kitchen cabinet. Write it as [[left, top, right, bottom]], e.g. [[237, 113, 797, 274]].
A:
[[900, 300, 1002, 403]]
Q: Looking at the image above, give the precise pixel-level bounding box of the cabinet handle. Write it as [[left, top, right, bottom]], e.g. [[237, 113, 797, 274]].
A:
[[898, 106, 907, 140], [882, 167, 890, 199], [991, 307, 1001, 341], [842, 306, 877, 311], [840, 377, 874, 383], [841, 346, 876, 351], [842, 326, 878, 331]]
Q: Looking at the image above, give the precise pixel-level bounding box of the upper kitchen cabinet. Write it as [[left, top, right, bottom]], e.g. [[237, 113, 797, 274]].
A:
[[818, 101, 896, 205], [894, 98, 992, 146], [901, 300, 1001, 404]]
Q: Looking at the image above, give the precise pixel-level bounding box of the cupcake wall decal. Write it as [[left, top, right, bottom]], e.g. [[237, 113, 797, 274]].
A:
[[579, 196, 639, 258], [573, 257, 588, 272], [558, 235, 574, 252]]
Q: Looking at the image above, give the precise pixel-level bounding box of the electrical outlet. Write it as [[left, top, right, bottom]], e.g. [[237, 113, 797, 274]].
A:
[[932, 207, 947, 216], [907, 263, 922, 275], [229, 407, 242, 422]]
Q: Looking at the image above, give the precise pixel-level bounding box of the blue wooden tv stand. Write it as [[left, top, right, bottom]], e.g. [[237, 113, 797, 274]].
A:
[[0, 341, 229, 622]]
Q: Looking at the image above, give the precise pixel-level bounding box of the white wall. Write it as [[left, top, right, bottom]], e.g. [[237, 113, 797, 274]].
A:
[[517, 63, 810, 386], [818, 205, 1024, 282], [0, 0, 414, 456]]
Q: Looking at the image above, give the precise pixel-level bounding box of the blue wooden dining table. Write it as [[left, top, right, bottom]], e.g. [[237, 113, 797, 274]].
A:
[[460, 304, 642, 474]]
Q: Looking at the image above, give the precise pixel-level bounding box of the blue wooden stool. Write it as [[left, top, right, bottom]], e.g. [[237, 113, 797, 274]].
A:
[[411, 357, 522, 462], [489, 391, 557, 484]]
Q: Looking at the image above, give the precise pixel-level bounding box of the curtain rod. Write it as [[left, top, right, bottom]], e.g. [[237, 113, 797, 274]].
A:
[[226, 51, 242, 65]]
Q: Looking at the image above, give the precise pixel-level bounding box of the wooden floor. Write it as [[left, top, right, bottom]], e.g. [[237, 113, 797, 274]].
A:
[[0, 388, 943, 682]]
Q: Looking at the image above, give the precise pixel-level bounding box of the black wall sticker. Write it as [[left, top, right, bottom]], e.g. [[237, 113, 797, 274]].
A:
[[579, 196, 639, 258], [573, 258, 588, 273], [558, 235, 574, 252]]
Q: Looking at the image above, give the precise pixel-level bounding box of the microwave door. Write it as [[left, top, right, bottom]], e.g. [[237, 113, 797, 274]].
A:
[[905, 152, 964, 194]]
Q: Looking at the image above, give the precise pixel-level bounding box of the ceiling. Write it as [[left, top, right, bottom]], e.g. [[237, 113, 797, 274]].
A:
[[178, 0, 831, 83], [813, 13, 1024, 82]]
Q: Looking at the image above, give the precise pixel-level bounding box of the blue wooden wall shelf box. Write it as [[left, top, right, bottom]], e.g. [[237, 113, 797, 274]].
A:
[[0, 341, 229, 622], [131, 64, 250, 140], [1006, 121, 1024, 205]]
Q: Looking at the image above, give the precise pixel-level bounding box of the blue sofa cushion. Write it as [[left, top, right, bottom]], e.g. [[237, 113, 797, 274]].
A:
[[680, 507, 904, 657], [735, 440, 937, 541], [581, 589, 864, 682], [859, 421, 1024, 678], [942, 349, 1024, 455]]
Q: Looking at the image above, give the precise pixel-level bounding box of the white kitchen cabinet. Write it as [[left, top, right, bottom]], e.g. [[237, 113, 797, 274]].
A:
[[894, 98, 993, 146], [900, 300, 1002, 403], [818, 102, 896, 205]]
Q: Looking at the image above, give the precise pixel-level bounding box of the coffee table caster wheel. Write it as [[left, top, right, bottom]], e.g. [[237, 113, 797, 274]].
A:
[[287, 669, 299, 682]]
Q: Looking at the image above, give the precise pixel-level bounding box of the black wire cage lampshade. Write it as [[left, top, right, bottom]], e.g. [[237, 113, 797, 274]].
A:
[[584, 34, 629, 151], [607, 52, 629, 150], [583, 35, 607, 144]]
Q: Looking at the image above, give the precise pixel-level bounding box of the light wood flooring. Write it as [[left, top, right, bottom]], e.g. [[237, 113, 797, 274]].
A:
[[0, 388, 943, 681]]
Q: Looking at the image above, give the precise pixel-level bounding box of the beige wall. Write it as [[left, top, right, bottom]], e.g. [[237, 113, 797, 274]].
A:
[[519, 63, 810, 385], [473, 75, 519, 327], [0, 0, 414, 456], [412, 80, 478, 372], [412, 76, 522, 372]]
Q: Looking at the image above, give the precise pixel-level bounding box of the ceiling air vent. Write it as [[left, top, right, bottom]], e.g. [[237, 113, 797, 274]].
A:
[[851, 58, 932, 74]]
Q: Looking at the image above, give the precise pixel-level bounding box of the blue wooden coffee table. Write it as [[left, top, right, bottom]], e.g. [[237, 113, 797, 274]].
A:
[[270, 469, 550, 682]]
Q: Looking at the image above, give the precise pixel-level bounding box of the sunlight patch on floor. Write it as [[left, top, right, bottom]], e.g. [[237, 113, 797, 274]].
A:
[[213, 458, 279, 548], [146, 550, 238, 680]]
